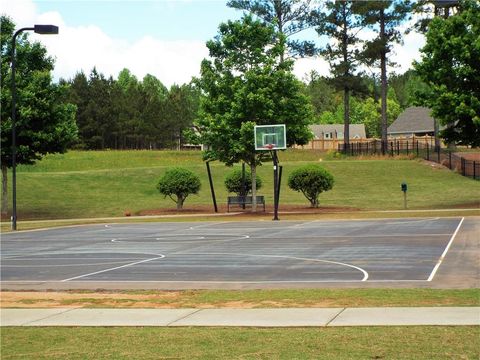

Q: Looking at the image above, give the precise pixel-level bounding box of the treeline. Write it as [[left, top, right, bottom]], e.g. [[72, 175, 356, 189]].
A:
[[62, 68, 199, 150], [304, 69, 427, 138], [63, 66, 424, 148]]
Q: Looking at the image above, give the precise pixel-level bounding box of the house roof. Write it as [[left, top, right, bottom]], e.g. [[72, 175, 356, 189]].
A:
[[310, 124, 366, 139], [388, 106, 435, 134]]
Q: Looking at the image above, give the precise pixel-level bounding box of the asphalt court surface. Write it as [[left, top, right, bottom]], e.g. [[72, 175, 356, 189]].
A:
[[0, 217, 466, 286]]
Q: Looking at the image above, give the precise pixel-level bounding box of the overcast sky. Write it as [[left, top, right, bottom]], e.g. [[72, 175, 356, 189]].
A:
[[2, 0, 426, 87]]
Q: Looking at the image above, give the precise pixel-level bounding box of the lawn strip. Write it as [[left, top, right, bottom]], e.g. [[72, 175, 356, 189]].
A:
[[1, 327, 478, 359]]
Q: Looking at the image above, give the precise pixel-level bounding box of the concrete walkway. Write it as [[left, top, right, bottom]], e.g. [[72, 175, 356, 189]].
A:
[[2, 307, 479, 327]]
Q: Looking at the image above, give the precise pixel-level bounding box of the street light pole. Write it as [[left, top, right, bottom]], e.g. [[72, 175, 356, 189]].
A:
[[11, 25, 58, 231]]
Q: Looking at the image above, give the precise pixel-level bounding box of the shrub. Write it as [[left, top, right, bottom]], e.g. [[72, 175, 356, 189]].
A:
[[157, 167, 201, 210], [224, 168, 262, 195], [287, 165, 334, 207]]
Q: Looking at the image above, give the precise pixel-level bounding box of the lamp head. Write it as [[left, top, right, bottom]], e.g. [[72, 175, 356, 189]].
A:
[[34, 25, 59, 35]]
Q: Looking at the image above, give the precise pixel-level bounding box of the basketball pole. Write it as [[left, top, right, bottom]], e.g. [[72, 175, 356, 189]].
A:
[[272, 149, 279, 221]]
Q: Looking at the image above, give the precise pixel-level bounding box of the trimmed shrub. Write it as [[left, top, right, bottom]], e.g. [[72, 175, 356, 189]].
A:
[[157, 167, 201, 210], [287, 165, 334, 207], [224, 168, 262, 195]]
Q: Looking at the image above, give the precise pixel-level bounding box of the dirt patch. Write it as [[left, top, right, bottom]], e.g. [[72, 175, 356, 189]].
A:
[[0, 291, 322, 309], [138, 204, 359, 217]]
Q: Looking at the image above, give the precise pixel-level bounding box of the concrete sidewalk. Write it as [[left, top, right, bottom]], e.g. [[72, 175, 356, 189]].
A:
[[1, 307, 479, 327]]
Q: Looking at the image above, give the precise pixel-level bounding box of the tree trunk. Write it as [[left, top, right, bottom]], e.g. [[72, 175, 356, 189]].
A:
[[380, 8, 388, 154], [342, 3, 350, 152], [177, 196, 184, 210], [344, 89, 350, 151], [1, 165, 8, 217], [250, 163, 257, 212]]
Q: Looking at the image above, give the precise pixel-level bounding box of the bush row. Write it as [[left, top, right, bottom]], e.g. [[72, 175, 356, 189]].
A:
[[157, 165, 334, 209]]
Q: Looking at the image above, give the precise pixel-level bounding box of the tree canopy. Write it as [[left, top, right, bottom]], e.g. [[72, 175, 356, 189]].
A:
[[414, 0, 480, 146], [0, 16, 77, 215], [196, 15, 313, 167], [194, 15, 313, 210]]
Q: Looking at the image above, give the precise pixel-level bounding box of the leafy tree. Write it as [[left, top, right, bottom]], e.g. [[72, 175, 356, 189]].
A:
[[227, 0, 316, 61], [303, 71, 340, 121], [287, 165, 334, 207], [356, 0, 413, 152], [0, 16, 77, 216], [195, 15, 313, 211], [224, 168, 263, 195], [311, 0, 367, 149], [414, 0, 480, 147], [389, 69, 430, 110], [163, 83, 200, 149], [157, 167, 201, 210], [413, 0, 460, 33]]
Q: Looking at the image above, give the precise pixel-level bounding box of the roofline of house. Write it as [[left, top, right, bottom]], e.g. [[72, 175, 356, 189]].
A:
[[387, 130, 435, 134]]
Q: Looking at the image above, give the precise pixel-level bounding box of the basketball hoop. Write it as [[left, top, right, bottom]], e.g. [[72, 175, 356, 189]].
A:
[[265, 144, 274, 150]]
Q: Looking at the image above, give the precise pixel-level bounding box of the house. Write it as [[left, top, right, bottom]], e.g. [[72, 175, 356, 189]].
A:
[[388, 106, 439, 138], [310, 124, 367, 140]]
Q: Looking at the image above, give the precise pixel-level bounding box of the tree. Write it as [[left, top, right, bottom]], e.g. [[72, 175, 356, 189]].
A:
[[311, 0, 367, 150], [224, 168, 263, 195], [303, 71, 339, 121], [414, 0, 479, 147], [157, 167, 201, 210], [389, 69, 430, 110], [287, 165, 334, 207], [227, 0, 316, 61], [0, 16, 77, 216], [163, 83, 200, 149], [195, 15, 313, 211], [356, 1, 413, 152]]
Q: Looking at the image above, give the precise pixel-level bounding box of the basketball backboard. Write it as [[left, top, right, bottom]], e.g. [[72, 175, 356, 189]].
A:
[[254, 124, 286, 151]]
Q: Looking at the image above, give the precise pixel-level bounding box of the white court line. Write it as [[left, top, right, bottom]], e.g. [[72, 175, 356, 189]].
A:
[[191, 252, 369, 281], [427, 217, 465, 282], [60, 254, 166, 282]]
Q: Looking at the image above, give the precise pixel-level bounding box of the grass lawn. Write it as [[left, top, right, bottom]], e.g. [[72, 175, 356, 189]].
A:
[[3, 149, 479, 220], [2, 289, 478, 308], [1, 326, 478, 359]]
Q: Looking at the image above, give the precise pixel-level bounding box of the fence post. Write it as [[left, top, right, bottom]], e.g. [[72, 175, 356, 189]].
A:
[[426, 144, 429, 160], [437, 146, 440, 163], [462, 158, 466, 176], [406, 141, 409, 155], [474, 161, 476, 180], [449, 151, 452, 169], [416, 141, 419, 157]]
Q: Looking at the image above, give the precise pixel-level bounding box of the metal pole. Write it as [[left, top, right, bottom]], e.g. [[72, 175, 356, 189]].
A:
[[272, 150, 279, 221], [10, 29, 33, 231], [241, 163, 246, 209], [206, 161, 218, 213], [403, 191, 407, 210], [277, 165, 283, 208]]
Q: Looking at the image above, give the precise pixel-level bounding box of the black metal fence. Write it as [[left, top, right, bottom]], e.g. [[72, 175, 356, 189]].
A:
[[339, 139, 479, 180]]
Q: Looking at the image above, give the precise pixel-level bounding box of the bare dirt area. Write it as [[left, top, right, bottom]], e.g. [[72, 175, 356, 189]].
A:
[[138, 204, 360, 217], [0, 291, 327, 309]]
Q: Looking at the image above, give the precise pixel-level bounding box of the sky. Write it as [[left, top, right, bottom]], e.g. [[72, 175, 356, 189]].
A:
[[2, 0, 426, 87]]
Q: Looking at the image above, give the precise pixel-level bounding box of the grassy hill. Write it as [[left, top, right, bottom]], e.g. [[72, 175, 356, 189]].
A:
[[4, 149, 479, 220]]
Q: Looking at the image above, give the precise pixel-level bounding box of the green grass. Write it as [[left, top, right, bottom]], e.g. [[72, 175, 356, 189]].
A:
[[1, 327, 478, 359], [3, 149, 479, 220]]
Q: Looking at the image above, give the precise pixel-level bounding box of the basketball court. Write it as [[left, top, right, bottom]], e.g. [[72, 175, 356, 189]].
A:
[[1, 217, 472, 289]]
